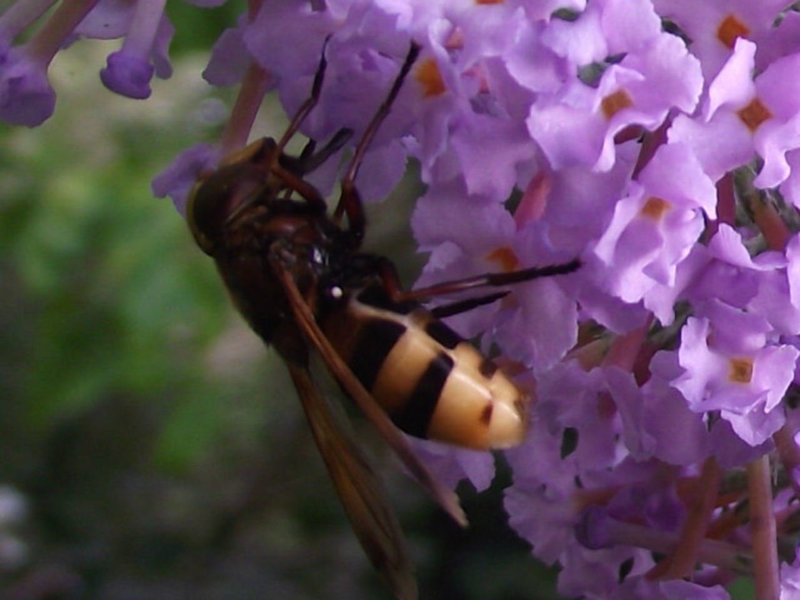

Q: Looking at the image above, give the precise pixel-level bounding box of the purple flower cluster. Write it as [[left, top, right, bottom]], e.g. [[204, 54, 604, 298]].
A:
[[0, 0, 181, 126], [11, 0, 800, 597]]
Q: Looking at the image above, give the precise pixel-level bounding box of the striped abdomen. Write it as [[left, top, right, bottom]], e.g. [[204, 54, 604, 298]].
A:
[[322, 287, 530, 450]]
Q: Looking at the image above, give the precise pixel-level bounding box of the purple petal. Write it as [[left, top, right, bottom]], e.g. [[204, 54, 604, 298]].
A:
[[203, 18, 250, 86], [575, 506, 615, 550], [151, 143, 220, 215], [74, 0, 134, 39], [0, 52, 55, 127], [100, 50, 154, 99], [151, 16, 174, 79]]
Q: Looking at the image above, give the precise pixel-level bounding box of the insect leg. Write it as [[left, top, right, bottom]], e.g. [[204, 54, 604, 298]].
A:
[[263, 162, 330, 210], [379, 258, 580, 303], [271, 126, 353, 208], [281, 127, 354, 176], [274, 37, 332, 155], [429, 291, 509, 319], [334, 42, 422, 242]]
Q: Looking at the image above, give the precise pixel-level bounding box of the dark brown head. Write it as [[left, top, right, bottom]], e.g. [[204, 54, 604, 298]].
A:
[[186, 138, 280, 256]]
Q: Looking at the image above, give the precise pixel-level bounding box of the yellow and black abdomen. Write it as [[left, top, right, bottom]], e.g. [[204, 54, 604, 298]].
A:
[[323, 287, 530, 450]]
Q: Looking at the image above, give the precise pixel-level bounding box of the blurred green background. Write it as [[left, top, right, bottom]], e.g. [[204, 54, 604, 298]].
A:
[[0, 4, 559, 599]]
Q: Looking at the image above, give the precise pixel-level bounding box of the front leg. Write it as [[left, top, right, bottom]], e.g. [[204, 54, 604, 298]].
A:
[[333, 43, 422, 244]]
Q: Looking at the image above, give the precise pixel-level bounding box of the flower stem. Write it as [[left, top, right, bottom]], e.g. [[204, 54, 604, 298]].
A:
[[0, 0, 57, 38], [750, 193, 790, 251], [748, 454, 779, 600], [514, 170, 550, 228], [648, 457, 721, 580], [121, 0, 168, 57], [603, 318, 651, 371], [220, 62, 271, 155], [709, 172, 736, 238], [774, 424, 800, 496], [25, 0, 99, 63], [597, 513, 752, 574]]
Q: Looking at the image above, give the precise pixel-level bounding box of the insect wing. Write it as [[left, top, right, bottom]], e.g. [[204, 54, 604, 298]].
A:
[[286, 363, 417, 600], [269, 255, 467, 527]]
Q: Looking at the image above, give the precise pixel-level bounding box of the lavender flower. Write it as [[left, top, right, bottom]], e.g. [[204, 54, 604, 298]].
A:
[[14, 0, 800, 597], [0, 0, 174, 123]]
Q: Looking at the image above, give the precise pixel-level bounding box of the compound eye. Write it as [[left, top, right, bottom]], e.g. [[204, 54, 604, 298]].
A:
[[186, 182, 217, 255], [328, 285, 344, 299], [185, 138, 276, 257], [186, 178, 226, 256]]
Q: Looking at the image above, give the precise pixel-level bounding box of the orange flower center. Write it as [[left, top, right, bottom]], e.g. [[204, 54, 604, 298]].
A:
[[601, 89, 634, 119], [728, 357, 754, 384], [486, 246, 520, 272], [415, 58, 446, 98], [640, 197, 671, 221], [737, 98, 772, 132], [717, 14, 750, 49]]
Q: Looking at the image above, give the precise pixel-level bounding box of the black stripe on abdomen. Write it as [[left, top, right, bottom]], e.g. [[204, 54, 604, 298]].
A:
[[424, 319, 461, 349], [392, 352, 454, 438], [348, 318, 406, 391]]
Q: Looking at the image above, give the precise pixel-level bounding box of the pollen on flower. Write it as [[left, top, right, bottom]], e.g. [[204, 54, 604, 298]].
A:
[[415, 58, 446, 98], [728, 357, 754, 384], [486, 246, 520, 272], [601, 90, 634, 120], [640, 196, 671, 221], [737, 98, 772, 132], [717, 14, 750, 49]]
